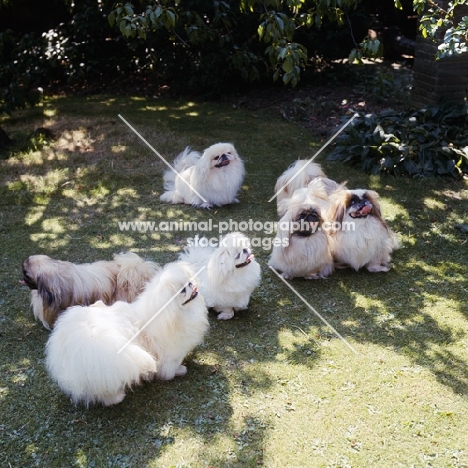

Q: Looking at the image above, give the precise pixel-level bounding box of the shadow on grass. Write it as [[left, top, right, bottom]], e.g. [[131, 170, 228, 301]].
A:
[[264, 168, 468, 395]]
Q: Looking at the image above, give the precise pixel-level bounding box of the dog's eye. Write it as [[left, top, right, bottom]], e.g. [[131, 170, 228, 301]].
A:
[[214, 156, 220, 160], [235, 253, 240, 259], [181, 287, 186, 294]]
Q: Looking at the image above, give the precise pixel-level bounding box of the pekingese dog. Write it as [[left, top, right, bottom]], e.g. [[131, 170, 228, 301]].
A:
[[327, 188, 400, 272], [160, 143, 245, 209], [21, 252, 160, 330], [45, 261, 209, 407], [269, 187, 334, 280], [274, 160, 326, 212], [178, 232, 261, 320]]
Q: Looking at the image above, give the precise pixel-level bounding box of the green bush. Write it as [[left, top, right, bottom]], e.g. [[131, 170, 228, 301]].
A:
[[0, 0, 151, 116], [327, 103, 468, 178], [0, 30, 45, 115]]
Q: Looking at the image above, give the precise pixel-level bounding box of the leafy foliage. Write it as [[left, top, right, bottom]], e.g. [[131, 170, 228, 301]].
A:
[[351, 1, 468, 62], [327, 103, 468, 178], [0, 30, 45, 115], [415, 0, 468, 59], [0, 1, 117, 115], [109, 0, 362, 88]]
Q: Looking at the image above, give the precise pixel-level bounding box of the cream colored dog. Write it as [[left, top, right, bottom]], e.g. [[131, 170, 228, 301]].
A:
[[46, 262, 209, 407], [269, 189, 334, 280], [179, 232, 261, 320], [160, 143, 245, 209]]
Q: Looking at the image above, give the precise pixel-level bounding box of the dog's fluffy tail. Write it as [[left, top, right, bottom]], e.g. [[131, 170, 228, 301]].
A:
[[163, 146, 200, 190], [114, 252, 160, 302], [46, 306, 157, 407], [178, 242, 214, 269]]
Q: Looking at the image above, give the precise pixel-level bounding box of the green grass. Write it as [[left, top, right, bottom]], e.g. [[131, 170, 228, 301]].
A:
[[1, 94, 467, 467]]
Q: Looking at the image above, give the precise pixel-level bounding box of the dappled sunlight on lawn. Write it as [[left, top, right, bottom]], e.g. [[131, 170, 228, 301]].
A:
[[1, 94, 467, 467]]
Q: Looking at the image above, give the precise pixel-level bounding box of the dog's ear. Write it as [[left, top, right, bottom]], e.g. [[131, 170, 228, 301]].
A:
[[277, 209, 293, 248], [37, 273, 74, 310], [36, 275, 57, 307], [365, 190, 385, 224], [277, 198, 290, 218], [196, 151, 212, 177], [36, 275, 66, 328], [207, 249, 233, 283], [329, 190, 348, 225], [277, 180, 290, 199]]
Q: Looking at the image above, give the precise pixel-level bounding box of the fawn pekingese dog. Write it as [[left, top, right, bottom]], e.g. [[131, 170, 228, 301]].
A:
[[46, 262, 209, 407], [327, 188, 400, 272], [160, 143, 245, 209], [21, 252, 160, 330], [269, 188, 334, 280], [179, 232, 261, 320]]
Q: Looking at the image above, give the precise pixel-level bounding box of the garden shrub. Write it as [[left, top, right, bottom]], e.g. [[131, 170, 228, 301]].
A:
[[327, 102, 468, 178]]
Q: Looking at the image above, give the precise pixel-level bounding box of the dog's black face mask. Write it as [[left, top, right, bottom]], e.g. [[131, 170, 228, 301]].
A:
[[293, 209, 321, 237], [214, 153, 230, 168], [349, 194, 373, 218]]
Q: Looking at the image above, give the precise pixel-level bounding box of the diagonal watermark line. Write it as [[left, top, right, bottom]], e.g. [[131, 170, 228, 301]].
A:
[[118, 114, 208, 203], [269, 266, 360, 355], [117, 265, 206, 355], [268, 113, 359, 202]]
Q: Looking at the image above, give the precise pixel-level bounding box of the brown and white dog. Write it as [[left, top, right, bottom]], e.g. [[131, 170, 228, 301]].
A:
[[21, 252, 160, 330], [327, 189, 399, 272]]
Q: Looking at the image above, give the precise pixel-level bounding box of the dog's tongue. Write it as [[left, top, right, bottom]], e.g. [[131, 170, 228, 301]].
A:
[[19, 279, 27, 286], [236, 253, 254, 268], [359, 205, 372, 215]]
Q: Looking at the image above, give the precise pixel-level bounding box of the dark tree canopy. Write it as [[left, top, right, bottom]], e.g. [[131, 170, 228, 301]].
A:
[[0, 0, 466, 114]]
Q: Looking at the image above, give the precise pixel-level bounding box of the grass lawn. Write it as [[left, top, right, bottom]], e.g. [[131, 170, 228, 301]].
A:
[[1, 94, 467, 467]]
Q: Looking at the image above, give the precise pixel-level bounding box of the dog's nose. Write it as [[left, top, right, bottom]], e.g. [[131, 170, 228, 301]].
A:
[[357, 199, 372, 210], [214, 153, 230, 168]]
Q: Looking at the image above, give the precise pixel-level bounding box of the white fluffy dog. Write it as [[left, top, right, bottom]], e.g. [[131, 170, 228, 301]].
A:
[[160, 143, 245, 209], [268, 188, 334, 280], [45, 262, 209, 407], [21, 252, 159, 330], [274, 160, 326, 213], [179, 232, 261, 320], [327, 188, 400, 272]]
